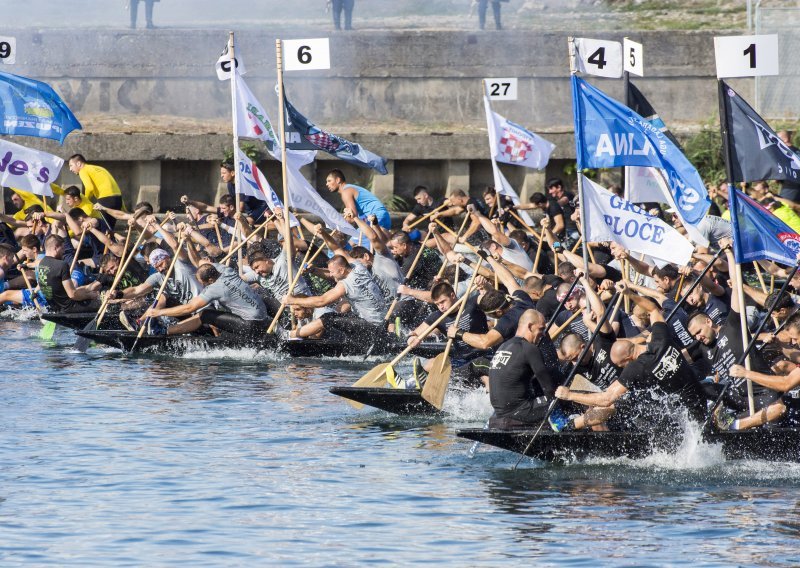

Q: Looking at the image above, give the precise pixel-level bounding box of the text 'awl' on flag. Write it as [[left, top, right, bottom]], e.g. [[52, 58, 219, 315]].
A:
[[282, 94, 388, 175], [0, 70, 82, 144], [719, 80, 800, 184], [570, 75, 711, 229], [729, 188, 800, 266]]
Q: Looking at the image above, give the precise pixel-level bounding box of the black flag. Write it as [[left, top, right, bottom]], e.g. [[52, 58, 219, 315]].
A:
[[626, 81, 681, 149], [720, 80, 800, 184]]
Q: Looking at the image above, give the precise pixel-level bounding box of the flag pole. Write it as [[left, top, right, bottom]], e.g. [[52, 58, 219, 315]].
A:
[[568, 37, 591, 276], [718, 78, 755, 417], [228, 31, 243, 274], [275, 39, 295, 309]]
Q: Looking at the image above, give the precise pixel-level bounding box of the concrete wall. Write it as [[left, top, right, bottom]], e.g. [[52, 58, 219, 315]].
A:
[[4, 28, 748, 210]]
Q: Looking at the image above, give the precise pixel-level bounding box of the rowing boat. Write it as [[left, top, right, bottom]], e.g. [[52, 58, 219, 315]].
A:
[[329, 387, 440, 414], [75, 328, 447, 359], [456, 427, 800, 462], [41, 312, 104, 330]]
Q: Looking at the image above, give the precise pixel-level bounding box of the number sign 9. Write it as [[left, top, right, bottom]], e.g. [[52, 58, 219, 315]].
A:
[[573, 38, 622, 79], [484, 77, 518, 101], [283, 38, 331, 71], [0, 36, 16, 65], [714, 34, 779, 78]]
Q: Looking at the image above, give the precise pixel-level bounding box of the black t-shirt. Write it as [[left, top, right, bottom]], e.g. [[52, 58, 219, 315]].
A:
[[489, 336, 557, 417], [424, 293, 488, 360], [534, 287, 560, 321], [554, 308, 590, 341], [546, 200, 568, 238], [575, 330, 621, 389], [617, 322, 703, 402], [702, 292, 730, 326], [0, 222, 17, 249], [36, 256, 75, 312], [661, 298, 695, 348], [399, 243, 441, 290], [412, 197, 453, 229], [493, 290, 536, 341]]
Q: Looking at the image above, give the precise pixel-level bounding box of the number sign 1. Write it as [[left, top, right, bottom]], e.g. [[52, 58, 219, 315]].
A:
[[283, 38, 331, 71], [0, 36, 16, 65], [623, 37, 643, 77], [573, 37, 622, 79], [714, 34, 779, 78], [484, 77, 518, 101]]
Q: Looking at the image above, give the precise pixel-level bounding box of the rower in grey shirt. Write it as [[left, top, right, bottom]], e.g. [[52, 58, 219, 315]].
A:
[[200, 263, 268, 321], [342, 262, 388, 324], [145, 258, 202, 304], [243, 251, 311, 298], [371, 252, 404, 301]]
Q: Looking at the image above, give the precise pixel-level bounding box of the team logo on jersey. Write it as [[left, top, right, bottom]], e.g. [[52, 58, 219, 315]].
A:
[[653, 346, 681, 380], [490, 351, 512, 369]]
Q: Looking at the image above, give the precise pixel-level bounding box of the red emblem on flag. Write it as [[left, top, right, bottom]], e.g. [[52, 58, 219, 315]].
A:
[[499, 129, 532, 163], [305, 132, 340, 152]]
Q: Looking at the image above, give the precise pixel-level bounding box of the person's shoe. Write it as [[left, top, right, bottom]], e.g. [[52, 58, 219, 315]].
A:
[[548, 409, 571, 432], [713, 406, 736, 431], [147, 319, 167, 336], [119, 311, 139, 332], [412, 357, 428, 389]]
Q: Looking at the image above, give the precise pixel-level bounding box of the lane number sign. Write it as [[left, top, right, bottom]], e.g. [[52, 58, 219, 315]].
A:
[[0, 36, 15, 65], [623, 37, 643, 77], [714, 34, 779, 78], [574, 38, 622, 79], [484, 77, 518, 101], [283, 38, 331, 71]]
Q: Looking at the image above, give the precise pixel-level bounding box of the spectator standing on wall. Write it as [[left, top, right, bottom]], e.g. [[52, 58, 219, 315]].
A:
[[478, 0, 503, 30], [328, 0, 355, 31], [129, 0, 158, 30]]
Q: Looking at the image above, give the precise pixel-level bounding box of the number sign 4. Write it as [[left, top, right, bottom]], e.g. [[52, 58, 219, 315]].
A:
[[484, 78, 518, 101], [573, 38, 622, 79], [283, 38, 331, 71], [714, 34, 779, 78]]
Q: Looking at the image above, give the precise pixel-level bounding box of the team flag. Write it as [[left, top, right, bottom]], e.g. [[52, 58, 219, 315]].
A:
[[729, 188, 800, 265], [0, 138, 63, 196], [626, 81, 680, 148], [485, 98, 555, 169], [283, 95, 388, 175], [571, 76, 710, 231], [0, 70, 81, 144], [581, 175, 694, 266], [720, 80, 800, 184], [215, 41, 247, 81], [235, 148, 298, 227], [234, 74, 278, 152]]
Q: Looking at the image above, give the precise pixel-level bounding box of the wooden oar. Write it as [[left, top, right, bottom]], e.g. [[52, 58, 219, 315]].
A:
[[225, 219, 241, 266], [507, 209, 542, 241], [221, 214, 275, 264], [674, 273, 685, 301], [548, 309, 581, 340], [266, 237, 325, 334], [407, 203, 448, 230], [384, 228, 433, 321], [347, 293, 471, 410], [421, 258, 483, 409], [434, 220, 481, 255], [532, 230, 544, 274], [753, 261, 767, 292], [130, 236, 186, 352], [69, 226, 88, 273], [213, 221, 223, 248]]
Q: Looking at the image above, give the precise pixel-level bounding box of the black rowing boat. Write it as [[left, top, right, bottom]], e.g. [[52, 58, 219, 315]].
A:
[[41, 312, 102, 330], [456, 427, 800, 462], [329, 387, 440, 414], [75, 328, 447, 359]]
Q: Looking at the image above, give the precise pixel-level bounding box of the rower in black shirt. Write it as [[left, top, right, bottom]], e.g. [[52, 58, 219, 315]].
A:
[[36, 234, 101, 313], [556, 282, 710, 431], [488, 310, 558, 428]]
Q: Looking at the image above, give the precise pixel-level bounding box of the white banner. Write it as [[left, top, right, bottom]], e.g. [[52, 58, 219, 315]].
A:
[[0, 138, 62, 197], [486, 101, 555, 170], [236, 148, 298, 227], [215, 41, 247, 81], [625, 166, 670, 204], [235, 74, 278, 149], [582, 175, 693, 266]]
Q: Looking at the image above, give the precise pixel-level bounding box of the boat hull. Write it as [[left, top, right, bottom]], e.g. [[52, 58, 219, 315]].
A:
[[329, 386, 441, 415]]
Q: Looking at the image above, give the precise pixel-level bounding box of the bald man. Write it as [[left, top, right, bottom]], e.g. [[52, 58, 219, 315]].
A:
[[487, 309, 560, 428], [556, 285, 710, 431]]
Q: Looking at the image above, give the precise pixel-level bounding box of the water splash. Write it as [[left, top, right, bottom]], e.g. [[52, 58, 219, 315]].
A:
[[0, 307, 39, 322], [443, 385, 492, 422]]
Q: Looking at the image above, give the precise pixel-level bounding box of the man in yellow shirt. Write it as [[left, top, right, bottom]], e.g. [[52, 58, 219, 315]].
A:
[[68, 154, 125, 230], [10, 189, 46, 221], [764, 198, 800, 234], [51, 184, 102, 221]]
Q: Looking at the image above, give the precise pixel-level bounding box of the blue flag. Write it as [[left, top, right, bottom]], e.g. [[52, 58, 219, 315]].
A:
[[571, 75, 710, 226], [0, 71, 81, 144], [730, 188, 800, 265], [283, 95, 388, 175]]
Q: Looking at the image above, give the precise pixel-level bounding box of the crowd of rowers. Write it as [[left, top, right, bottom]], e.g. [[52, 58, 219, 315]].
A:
[[3, 153, 800, 434]]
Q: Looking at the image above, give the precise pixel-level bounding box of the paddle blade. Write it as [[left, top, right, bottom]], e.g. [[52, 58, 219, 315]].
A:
[[346, 363, 394, 410], [38, 320, 56, 341], [73, 319, 97, 352], [421, 353, 452, 410], [569, 374, 601, 393]]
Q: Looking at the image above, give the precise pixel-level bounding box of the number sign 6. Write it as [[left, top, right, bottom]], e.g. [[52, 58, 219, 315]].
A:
[[283, 38, 331, 71]]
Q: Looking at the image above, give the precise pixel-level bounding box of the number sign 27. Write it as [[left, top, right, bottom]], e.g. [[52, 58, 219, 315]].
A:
[[283, 38, 331, 71], [485, 78, 518, 101]]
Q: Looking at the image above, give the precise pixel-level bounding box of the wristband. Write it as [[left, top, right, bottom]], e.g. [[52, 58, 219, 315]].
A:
[[461, 257, 474, 267], [455, 329, 465, 341]]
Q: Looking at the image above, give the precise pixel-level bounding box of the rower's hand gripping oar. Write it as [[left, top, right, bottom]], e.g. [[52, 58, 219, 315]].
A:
[[699, 260, 800, 433], [665, 247, 726, 321], [512, 291, 623, 470], [73, 226, 149, 352], [421, 256, 484, 410], [346, 293, 472, 409], [406, 203, 448, 231], [220, 214, 275, 265], [69, 226, 88, 274], [385, 227, 434, 323], [129, 236, 187, 352]]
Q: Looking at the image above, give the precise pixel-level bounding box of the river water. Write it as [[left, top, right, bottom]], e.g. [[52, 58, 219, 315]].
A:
[[2, 312, 800, 566]]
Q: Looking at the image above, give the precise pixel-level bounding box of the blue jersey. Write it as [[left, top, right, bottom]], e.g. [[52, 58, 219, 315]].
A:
[[349, 185, 391, 229]]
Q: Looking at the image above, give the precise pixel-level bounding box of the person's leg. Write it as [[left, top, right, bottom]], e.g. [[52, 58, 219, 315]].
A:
[[145, 0, 155, 29], [343, 0, 354, 30], [0, 289, 24, 306], [96, 195, 123, 231], [130, 0, 138, 29], [332, 0, 343, 30], [478, 0, 488, 29], [492, 0, 501, 30], [167, 314, 203, 335]]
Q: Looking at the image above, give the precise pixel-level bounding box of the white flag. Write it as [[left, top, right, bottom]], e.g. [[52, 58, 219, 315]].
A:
[[215, 41, 247, 81], [235, 74, 278, 150], [236, 148, 298, 227], [0, 138, 62, 197], [582, 175, 693, 266], [485, 99, 555, 170], [491, 161, 535, 226]]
